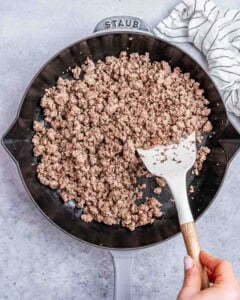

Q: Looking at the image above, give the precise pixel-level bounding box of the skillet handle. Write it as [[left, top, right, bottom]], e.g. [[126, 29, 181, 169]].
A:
[[110, 250, 135, 300], [180, 222, 209, 289], [94, 16, 151, 33]]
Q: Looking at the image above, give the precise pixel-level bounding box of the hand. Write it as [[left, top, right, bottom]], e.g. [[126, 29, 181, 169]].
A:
[[177, 251, 240, 300]]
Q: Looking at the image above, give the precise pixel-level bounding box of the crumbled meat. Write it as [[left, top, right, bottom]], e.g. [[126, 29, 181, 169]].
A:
[[156, 178, 166, 188], [189, 185, 194, 193], [33, 121, 45, 133], [194, 146, 211, 175], [154, 187, 162, 195], [32, 52, 211, 230], [202, 121, 213, 133]]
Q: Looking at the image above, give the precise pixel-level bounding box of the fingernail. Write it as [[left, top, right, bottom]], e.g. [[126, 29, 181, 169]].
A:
[[184, 255, 193, 270]]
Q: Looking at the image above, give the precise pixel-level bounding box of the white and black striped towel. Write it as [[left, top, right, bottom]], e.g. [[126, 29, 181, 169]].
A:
[[153, 0, 240, 116]]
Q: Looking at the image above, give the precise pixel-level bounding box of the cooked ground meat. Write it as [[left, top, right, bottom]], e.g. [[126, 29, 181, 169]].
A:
[[154, 187, 162, 195], [189, 185, 195, 193], [32, 52, 212, 230]]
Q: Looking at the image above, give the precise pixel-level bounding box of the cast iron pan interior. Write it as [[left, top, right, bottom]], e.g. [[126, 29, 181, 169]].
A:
[[2, 32, 238, 249]]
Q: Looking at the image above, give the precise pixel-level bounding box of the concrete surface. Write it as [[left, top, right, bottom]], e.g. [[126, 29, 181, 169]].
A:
[[1, 0, 240, 299]]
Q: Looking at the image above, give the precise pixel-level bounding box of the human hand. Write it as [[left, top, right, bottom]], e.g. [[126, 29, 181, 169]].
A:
[[177, 251, 240, 300]]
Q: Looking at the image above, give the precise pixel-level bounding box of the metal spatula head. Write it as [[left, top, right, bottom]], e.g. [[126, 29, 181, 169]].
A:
[[137, 133, 196, 180]]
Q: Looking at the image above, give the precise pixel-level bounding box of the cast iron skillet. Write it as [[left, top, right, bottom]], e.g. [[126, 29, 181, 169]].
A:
[[2, 29, 240, 250]]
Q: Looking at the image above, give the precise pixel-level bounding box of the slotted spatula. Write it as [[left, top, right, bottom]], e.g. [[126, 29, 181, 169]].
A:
[[137, 133, 209, 289]]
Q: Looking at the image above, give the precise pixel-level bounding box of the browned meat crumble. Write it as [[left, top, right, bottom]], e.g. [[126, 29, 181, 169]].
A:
[[32, 52, 212, 231]]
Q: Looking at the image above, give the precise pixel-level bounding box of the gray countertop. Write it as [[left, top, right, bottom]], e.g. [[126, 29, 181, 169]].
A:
[[1, 1, 240, 299]]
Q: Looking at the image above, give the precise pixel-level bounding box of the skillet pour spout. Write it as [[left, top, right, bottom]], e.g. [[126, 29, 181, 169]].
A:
[[219, 121, 240, 163], [2, 118, 31, 163]]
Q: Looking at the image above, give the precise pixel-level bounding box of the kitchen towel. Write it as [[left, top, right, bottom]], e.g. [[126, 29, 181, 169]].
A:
[[153, 0, 240, 116]]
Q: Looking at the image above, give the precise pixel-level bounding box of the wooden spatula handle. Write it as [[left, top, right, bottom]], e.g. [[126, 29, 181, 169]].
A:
[[180, 222, 209, 289]]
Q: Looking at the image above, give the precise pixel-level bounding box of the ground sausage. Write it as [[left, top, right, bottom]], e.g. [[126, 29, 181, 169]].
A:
[[32, 52, 212, 230]]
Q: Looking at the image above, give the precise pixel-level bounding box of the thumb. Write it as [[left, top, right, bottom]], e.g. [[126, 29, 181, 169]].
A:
[[177, 255, 202, 300]]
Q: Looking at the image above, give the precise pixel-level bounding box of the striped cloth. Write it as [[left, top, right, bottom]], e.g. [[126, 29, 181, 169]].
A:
[[153, 0, 240, 116]]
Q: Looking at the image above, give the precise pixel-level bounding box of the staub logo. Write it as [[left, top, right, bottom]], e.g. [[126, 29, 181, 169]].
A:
[[94, 16, 151, 33], [104, 17, 140, 29]]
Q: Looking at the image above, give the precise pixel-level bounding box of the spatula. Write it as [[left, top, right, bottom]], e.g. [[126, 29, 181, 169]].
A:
[[137, 132, 209, 289]]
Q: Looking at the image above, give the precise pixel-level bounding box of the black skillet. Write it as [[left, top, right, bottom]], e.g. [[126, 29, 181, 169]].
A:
[[2, 16, 240, 300]]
